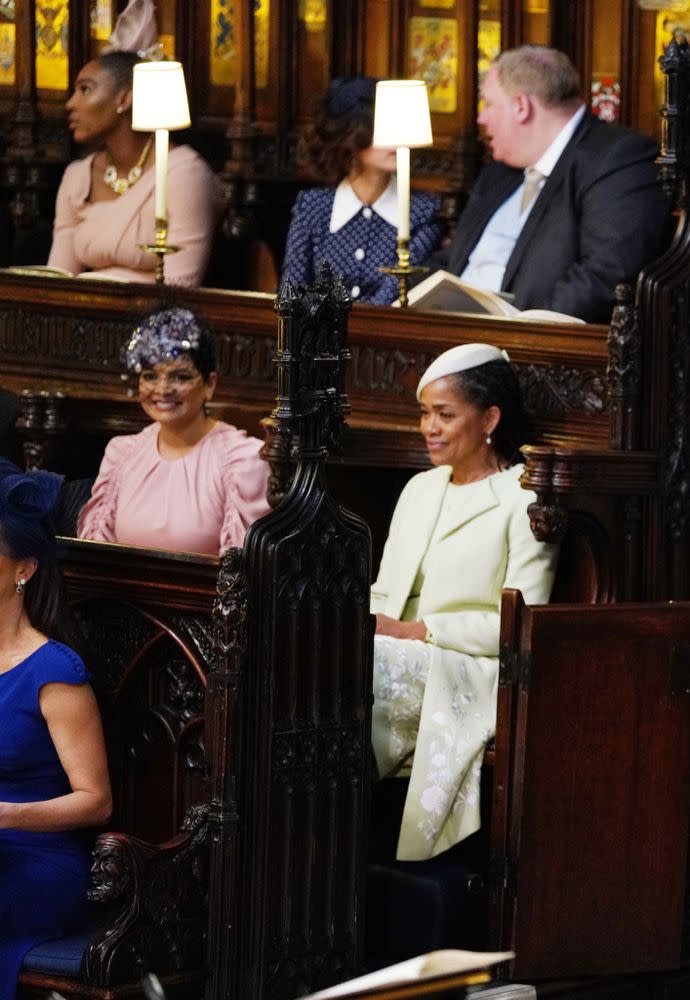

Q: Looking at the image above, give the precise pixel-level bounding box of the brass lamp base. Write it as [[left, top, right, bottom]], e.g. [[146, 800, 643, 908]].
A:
[[379, 236, 428, 307], [139, 219, 180, 285]]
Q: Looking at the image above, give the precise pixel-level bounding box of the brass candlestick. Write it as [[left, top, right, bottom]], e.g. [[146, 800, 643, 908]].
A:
[[379, 236, 428, 307], [140, 218, 180, 285]]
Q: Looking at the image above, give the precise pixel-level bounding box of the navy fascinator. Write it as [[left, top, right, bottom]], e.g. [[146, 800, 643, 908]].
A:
[[124, 307, 202, 374], [0, 459, 63, 562], [327, 76, 378, 120]]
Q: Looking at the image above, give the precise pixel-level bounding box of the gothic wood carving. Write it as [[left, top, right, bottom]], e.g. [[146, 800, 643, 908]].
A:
[[228, 265, 373, 1000], [204, 546, 248, 1000], [81, 804, 210, 988], [607, 283, 641, 450]]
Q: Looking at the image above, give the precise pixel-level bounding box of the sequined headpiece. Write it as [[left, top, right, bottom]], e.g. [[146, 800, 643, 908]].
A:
[[124, 307, 203, 373], [0, 459, 62, 562]]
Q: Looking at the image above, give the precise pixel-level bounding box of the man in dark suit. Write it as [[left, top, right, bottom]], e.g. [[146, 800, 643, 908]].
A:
[[434, 46, 670, 323]]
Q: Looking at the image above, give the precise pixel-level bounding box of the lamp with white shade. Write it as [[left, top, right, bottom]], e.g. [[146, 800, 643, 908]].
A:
[[132, 61, 191, 283], [372, 79, 433, 306]]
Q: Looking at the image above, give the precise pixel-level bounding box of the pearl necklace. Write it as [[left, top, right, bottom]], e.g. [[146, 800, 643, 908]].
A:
[[103, 135, 154, 196]]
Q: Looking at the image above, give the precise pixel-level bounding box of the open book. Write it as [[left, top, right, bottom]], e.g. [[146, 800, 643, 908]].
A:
[[396, 269, 584, 324], [302, 949, 514, 1000], [1, 265, 128, 282]]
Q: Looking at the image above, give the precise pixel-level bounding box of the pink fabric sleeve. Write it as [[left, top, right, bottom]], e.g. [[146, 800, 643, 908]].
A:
[[47, 160, 88, 274], [163, 149, 224, 287], [77, 435, 139, 542], [217, 429, 271, 553]]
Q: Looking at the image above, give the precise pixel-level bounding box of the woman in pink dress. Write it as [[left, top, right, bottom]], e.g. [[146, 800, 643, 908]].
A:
[[78, 307, 271, 555], [48, 50, 221, 286]]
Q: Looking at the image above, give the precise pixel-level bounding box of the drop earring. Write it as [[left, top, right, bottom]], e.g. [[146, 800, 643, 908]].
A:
[[486, 434, 492, 445], [15, 578, 25, 595]]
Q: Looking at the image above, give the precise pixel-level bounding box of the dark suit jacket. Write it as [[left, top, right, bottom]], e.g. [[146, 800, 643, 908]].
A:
[[435, 113, 670, 323]]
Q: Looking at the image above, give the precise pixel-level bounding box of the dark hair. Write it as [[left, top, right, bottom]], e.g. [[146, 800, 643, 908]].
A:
[[449, 359, 532, 465], [96, 50, 140, 91], [0, 462, 81, 647], [188, 327, 216, 380], [24, 559, 83, 650], [298, 76, 378, 184]]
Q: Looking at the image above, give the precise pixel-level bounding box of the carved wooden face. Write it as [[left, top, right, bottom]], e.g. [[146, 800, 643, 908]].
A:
[[66, 60, 127, 145], [138, 356, 217, 432], [419, 376, 499, 481]]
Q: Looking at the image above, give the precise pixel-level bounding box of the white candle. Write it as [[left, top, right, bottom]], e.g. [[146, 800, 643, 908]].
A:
[[154, 128, 169, 224], [396, 145, 410, 241]]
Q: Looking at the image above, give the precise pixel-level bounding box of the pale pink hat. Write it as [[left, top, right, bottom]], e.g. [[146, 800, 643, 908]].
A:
[[104, 0, 158, 55]]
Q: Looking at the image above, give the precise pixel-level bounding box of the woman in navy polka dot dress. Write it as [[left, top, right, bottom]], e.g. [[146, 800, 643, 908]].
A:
[[282, 77, 442, 305]]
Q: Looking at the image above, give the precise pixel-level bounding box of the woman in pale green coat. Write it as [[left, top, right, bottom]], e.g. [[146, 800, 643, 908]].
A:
[[371, 343, 558, 861]]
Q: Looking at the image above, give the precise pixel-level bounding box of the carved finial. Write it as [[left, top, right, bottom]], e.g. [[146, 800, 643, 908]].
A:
[[263, 265, 353, 503], [276, 277, 298, 311], [212, 547, 248, 657], [607, 283, 640, 450], [659, 32, 690, 76]]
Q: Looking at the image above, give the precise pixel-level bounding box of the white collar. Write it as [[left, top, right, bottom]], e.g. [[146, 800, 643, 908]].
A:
[[329, 177, 399, 232], [532, 103, 586, 179]]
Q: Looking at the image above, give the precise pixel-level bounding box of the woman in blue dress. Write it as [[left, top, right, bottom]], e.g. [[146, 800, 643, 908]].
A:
[[282, 76, 442, 304], [0, 460, 112, 999]]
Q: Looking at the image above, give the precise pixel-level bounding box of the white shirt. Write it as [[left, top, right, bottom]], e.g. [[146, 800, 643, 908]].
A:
[[329, 177, 399, 232], [460, 105, 586, 292]]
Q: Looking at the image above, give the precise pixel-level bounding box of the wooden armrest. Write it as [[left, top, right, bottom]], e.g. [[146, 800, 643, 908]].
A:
[[80, 804, 209, 987]]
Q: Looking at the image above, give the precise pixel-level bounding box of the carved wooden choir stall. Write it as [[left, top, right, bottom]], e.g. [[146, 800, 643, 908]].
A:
[[18, 271, 373, 1000], [2, 3, 690, 999]]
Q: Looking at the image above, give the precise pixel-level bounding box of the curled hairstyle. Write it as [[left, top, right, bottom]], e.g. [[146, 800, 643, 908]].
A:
[[449, 359, 532, 466], [96, 50, 141, 91], [493, 45, 581, 108], [0, 461, 79, 647], [298, 76, 378, 184]]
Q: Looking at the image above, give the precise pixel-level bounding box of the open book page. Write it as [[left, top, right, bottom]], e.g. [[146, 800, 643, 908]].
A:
[[1, 266, 130, 283], [76, 271, 130, 283], [395, 270, 518, 317], [303, 950, 514, 1000], [2, 265, 76, 278], [394, 270, 584, 323], [495, 308, 585, 324]]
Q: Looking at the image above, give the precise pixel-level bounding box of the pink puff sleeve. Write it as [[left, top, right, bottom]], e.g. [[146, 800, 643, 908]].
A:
[[216, 427, 271, 554], [77, 434, 139, 542]]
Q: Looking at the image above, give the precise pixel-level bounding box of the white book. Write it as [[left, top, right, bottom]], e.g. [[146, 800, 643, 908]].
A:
[[302, 949, 514, 1000], [396, 269, 584, 324], [1, 265, 128, 283]]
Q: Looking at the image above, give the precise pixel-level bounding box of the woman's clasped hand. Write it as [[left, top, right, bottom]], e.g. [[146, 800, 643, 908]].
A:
[[0, 460, 111, 999], [370, 343, 559, 861]]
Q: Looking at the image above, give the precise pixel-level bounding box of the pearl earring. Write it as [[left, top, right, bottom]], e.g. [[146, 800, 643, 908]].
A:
[[16, 579, 25, 595], [486, 434, 492, 445], [116, 105, 125, 114]]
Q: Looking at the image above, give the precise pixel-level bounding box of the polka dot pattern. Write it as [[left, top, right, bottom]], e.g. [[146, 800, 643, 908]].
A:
[[282, 187, 442, 304]]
